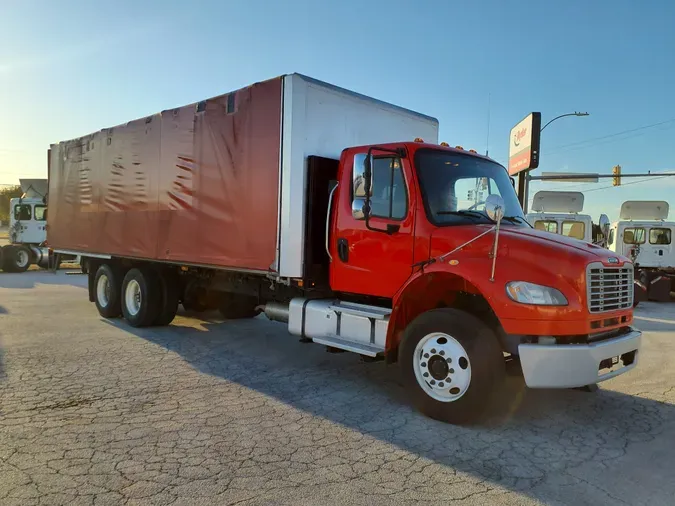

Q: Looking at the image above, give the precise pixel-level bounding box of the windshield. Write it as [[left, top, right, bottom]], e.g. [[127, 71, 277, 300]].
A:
[[415, 149, 525, 226]]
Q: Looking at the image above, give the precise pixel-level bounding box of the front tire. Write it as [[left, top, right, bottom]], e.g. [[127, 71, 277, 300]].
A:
[[3, 245, 31, 273], [399, 308, 505, 424], [94, 264, 123, 318], [121, 268, 161, 327]]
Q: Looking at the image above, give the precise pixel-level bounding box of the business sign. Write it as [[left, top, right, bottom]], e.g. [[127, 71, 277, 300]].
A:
[[508, 112, 541, 175]]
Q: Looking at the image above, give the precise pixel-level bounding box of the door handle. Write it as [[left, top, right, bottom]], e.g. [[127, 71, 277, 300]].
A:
[[337, 238, 349, 263]]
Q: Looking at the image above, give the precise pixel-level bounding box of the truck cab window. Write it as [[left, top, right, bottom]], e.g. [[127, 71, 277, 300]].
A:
[[14, 204, 31, 220], [623, 227, 645, 244], [34, 205, 47, 221], [562, 221, 585, 240], [369, 156, 407, 220], [535, 220, 558, 233], [649, 228, 671, 245], [415, 149, 524, 226]]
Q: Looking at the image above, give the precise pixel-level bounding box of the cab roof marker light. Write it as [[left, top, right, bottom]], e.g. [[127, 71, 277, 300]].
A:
[[414, 138, 424, 143], [469, 149, 478, 154], [455, 145, 464, 150], [440, 142, 449, 147]]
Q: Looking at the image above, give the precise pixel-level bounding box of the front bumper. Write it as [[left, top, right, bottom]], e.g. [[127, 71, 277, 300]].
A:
[[519, 328, 641, 388]]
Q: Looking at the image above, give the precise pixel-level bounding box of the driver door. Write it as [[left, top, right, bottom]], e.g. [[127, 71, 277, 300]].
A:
[[330, 152, 416, 298]]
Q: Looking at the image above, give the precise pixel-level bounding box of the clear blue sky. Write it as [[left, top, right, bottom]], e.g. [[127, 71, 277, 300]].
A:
[[1, 0, 674, 221]]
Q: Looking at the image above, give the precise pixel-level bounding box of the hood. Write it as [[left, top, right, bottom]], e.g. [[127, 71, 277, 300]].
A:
[[429, 224, 630, 267], [499, 227, 605, 256]]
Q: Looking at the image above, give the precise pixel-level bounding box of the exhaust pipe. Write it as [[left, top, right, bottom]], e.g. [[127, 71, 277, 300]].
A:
[[256, 302, 290, 323]]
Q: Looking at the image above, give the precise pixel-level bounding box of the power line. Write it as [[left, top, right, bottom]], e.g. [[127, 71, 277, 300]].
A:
[[583, 174, 673, 193], [545, 118, 675, 156]]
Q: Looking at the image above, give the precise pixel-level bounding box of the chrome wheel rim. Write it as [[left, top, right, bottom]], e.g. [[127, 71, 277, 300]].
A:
[[16, 250, 29, 268], [413, 332, 472, 402], [96, 274, 110, 307], [125, 279, 142, 316]]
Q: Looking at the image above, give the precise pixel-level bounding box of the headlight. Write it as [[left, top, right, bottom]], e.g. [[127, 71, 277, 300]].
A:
[[505, 281, 568, 306]]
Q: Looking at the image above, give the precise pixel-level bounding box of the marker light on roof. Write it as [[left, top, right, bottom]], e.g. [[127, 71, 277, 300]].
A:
[[455, 145, 464, 150], [440, 142, 449, 147], [469, 149, 477, 154], [414, 138, 424, 143]]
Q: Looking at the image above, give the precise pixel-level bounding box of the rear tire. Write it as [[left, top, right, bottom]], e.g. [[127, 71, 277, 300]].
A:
[[153, 269, 180, 326], [94, 264, 123, 318], [218, 292, 259, 319], [121, 267, 162, 327], [399, 308, 505, 425]]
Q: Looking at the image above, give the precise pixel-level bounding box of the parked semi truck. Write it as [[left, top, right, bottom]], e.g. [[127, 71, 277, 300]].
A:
[[1, 179, 80, 273], [607, 201, 674, 301], [1, 179, 51, 272], [47, 74, 641, 423]]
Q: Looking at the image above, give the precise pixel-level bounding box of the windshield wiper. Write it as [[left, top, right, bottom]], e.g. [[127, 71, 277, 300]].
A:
[[502, 215, 532, 227], [436, 210, 487, 220]]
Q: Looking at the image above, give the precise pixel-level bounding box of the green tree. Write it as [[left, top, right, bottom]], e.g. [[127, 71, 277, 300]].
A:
[[0, 185, 22, 225]]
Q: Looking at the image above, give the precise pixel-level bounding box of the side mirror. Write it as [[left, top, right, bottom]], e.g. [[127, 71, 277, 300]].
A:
[[599, 214, 610, 237], [352, 198, 367, 220], [485, 194, 505, 224], [353, 153, 373, 198]]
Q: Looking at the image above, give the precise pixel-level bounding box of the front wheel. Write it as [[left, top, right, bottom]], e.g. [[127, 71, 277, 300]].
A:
[[399, 308, 505, 424], [3, 245, 31, 273]]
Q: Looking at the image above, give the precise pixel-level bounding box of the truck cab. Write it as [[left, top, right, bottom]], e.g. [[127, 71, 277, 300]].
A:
[[9, 197, 48, 245], [1, 179, 50, 273], [526, 191, 594, 243], [607, 200, 674, 296], [307, 140, 640, 422]]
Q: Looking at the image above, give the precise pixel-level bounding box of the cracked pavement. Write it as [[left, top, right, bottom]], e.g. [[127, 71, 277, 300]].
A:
[[1, 271, 674, 505]]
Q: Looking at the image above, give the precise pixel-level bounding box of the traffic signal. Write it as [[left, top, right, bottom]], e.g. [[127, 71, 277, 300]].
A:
[[612, 165, 621, 186]]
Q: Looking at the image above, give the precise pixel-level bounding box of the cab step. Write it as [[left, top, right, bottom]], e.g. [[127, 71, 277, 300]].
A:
[[328, 301, 392, 320], [312, 335, 383, 357]]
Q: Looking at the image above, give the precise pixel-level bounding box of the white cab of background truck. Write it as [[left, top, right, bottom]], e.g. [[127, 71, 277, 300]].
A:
[[607, 201, 674, 271], [526, 191, 594, 243]]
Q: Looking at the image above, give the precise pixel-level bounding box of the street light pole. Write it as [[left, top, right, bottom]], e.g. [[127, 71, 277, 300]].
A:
[[519, 111, 590, 214], [540, 111, 589, 132]]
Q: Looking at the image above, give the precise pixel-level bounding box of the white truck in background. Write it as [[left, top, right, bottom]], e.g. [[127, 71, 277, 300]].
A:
[[1, 179, 79, 273], [606, 201, 674, 301], [526, 191, 608, 245]]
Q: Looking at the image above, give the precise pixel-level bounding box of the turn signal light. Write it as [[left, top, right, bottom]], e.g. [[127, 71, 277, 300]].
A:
[[414, 137, 424, 143]]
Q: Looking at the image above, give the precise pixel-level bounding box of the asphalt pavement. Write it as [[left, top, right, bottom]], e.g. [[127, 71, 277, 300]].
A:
[[0, 270, 674, 505]]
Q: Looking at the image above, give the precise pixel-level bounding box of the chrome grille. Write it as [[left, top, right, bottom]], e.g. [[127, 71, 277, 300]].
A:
[[586, 263, 633, 313]]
